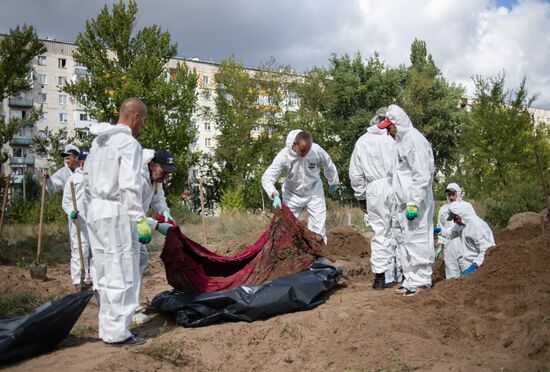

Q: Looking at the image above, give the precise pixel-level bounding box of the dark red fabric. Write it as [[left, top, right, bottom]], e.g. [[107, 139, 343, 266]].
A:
[[160, 205, 323, 293]]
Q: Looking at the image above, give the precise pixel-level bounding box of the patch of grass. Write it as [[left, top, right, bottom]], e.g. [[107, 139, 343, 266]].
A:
[[0, 227, 69, 266], [0, 291, 44, 317], [70, 324, 97, 338]]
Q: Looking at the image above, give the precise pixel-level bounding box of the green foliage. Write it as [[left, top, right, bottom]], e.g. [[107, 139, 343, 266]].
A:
[[63, 0, 198, 196], [398, 39, 468, 179], [6, 192, 66, 225], [0, 25, 45, 164], [33, 128, 69, 170], [0, 228, 69, 266], [0, 291, 43, 317], [220, 186, 245, 214]]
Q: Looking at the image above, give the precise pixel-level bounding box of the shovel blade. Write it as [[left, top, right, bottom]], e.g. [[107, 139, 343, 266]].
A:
[[29, 264, 48, 281]]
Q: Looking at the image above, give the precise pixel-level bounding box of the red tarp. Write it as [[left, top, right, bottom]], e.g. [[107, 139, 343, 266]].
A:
[[160, 205, 323, 293]]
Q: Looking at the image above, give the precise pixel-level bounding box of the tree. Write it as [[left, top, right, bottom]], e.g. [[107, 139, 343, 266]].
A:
[[398, 39, 468, 180], [63, 0, 198, 195], [0, 25, 45, 167], [459, 75, 549, 226]]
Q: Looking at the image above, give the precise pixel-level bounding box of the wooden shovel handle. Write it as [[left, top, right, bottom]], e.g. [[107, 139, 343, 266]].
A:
[[37, 176, 46, 264], [0, 175, 9, 236], [70, 181, 85, 288]]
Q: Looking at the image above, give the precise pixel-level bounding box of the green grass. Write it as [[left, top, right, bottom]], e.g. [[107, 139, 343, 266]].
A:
[[0, 291, 45, 318], [70, 324, 97, 338], [0, 230, 70, 266]]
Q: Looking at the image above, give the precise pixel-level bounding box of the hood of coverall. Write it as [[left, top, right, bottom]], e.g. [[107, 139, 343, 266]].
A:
[[90, 122, 130, 137], [285, 129, 303, 149], [386, 104, 413, 140], [448, 200, 476, 225], [445, 182, 463, 204]]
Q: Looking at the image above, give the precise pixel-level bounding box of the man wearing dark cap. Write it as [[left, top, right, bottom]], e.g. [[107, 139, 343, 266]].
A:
[[44, 143, 80, 193], [62, 149, 92, 287]]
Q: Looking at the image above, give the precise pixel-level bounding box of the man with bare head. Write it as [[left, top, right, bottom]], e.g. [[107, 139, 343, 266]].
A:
[[83, 97, 151, 345], [262, 129, 340, 243]]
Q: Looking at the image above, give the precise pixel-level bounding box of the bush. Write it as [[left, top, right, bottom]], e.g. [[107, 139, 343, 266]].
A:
[[220, 186, 245, 214], [484, 181, 545, 228], [0, 291, 44, 317]]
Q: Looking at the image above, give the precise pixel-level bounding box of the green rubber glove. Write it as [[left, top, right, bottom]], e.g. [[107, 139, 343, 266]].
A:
[[328, 184, 338, 194], [156, 222, 172, 236], [405, 204, 418, 221], [136, 218, 152, 244], [434, 246, 443, 259], [273, 194, 282, 209], [69, 210, 78, 219]]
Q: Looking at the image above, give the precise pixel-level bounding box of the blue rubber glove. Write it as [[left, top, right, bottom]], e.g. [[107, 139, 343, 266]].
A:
[[434, 226, 442, 234], [156, 222, 172, 236], [462, 263, 478, 276], [136, 218, 152, 244], [328, 184, 338, 194], [434, 246, 443, 259], [69, 210, 78, 219], [405, 204, 418, 220], [273, 194, 282, 209]]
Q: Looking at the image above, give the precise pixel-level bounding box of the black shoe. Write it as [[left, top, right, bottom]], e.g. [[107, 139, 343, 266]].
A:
[[372, 273, 385, 290], [385, 281, 398, 288]]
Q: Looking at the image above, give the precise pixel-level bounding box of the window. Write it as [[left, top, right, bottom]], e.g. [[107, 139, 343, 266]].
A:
[[204, 122, 211, 131], [192, 169, 198, 178], [59, 112, 68, 123], [202, 75, 209, 85], [40, 112, 48, 121], [40, 93, 47, 103], [37, 56, 46, 65], [58, 58, 67, 68], [37, 74, 47, 84], [13, 148, 27, 157], [75, 61, 84, 67], [59, 130, 67, 140], [58, 76, 67, 87], [79, 113, 89, 121], [205, 138, 212, 147], [59, 94, 68, 105]]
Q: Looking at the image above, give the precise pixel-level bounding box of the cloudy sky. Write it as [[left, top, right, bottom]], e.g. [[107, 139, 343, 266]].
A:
[[1, 0, 549, 108]]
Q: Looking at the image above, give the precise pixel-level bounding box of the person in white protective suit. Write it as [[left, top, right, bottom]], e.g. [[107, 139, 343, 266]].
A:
[[349, 107, 402, 290], [261, 130, 339, 243], [441, 200, 495, 276], [62, 150, 92, 287], [44, 144, 80, 194], [435, 183, 475, 279], [83, 97, 152, 346], [378, 104, 435, 296], [138, 149, 176, 286]]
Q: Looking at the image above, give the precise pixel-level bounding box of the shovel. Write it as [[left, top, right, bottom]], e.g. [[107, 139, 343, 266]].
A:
[[29, 176, 48, 280], [0, 175, 9, 236], [70, 181, 86, 291]]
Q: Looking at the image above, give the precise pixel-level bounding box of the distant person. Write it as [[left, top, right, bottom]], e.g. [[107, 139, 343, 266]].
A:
[[83, 97, 151, 346], [441, 201, 495, 276], [435, 183, 475, 279], [349, 107, 401, 290], [262, 130, 339, 243], [44, 144, 80, 193], [62, 150, 92, 288], [378, 104, 435, 296]]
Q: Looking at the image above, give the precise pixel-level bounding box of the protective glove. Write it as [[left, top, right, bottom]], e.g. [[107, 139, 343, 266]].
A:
[[273, 194, 282, 209], [405, 204, 418, 221], [462, 263, 478, 276], [162, 211, 174, 224], [69, 210, 78, 219], [434, 226, 442, 234], [328, 184, 338, 194], [156, 222, 172, 236], [434, 246, 443, 259], [136, 218, 152, 244]]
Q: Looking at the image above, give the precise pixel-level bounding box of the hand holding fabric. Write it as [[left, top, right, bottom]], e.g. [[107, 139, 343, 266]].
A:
[[137, 218, 152, 244], [156, 222, 172, 236], [273, 194, 282, 209]]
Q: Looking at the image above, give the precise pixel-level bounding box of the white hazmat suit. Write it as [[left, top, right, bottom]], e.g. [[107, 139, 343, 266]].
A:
[[386, 105, 435, 290], [436, 183, 474, 279], [444, 201, 495, 271], [261, 130, 339, 242], [349, 124, 400, 283], [83, 122, 145, 343], [61, 168, 91, 285], [138, 149, 171, 280], [45, 166, 74, 194]]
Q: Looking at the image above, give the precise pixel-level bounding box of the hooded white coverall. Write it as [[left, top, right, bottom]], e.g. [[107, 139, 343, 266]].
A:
[[444, 201, 495, 271], [261, 129, 339, 242], [437, 183, 475, 279], [83, 122, 145, 343], [138, 149, 171, 280], [45, 166, 73, 194], [349, 125, 401, 283], [387, 105, 435, 289], [61, 168, 91, 285]]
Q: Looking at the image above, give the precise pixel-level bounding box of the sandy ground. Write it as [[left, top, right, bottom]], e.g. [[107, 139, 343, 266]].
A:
[[1, 217, 549, 371]]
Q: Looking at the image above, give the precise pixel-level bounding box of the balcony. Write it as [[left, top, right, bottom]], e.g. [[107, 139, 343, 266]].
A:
[[9, 156, 35, 166], [8, 98, 34, 108], [9, 136, 33, 146]]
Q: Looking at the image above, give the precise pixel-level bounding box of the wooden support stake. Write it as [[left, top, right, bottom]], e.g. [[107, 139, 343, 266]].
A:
[[199, 179, 207, 246]]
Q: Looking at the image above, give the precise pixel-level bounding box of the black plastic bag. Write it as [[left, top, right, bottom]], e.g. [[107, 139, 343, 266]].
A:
[[151, 258, 341, 327], [0, 290, 93, 365]]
